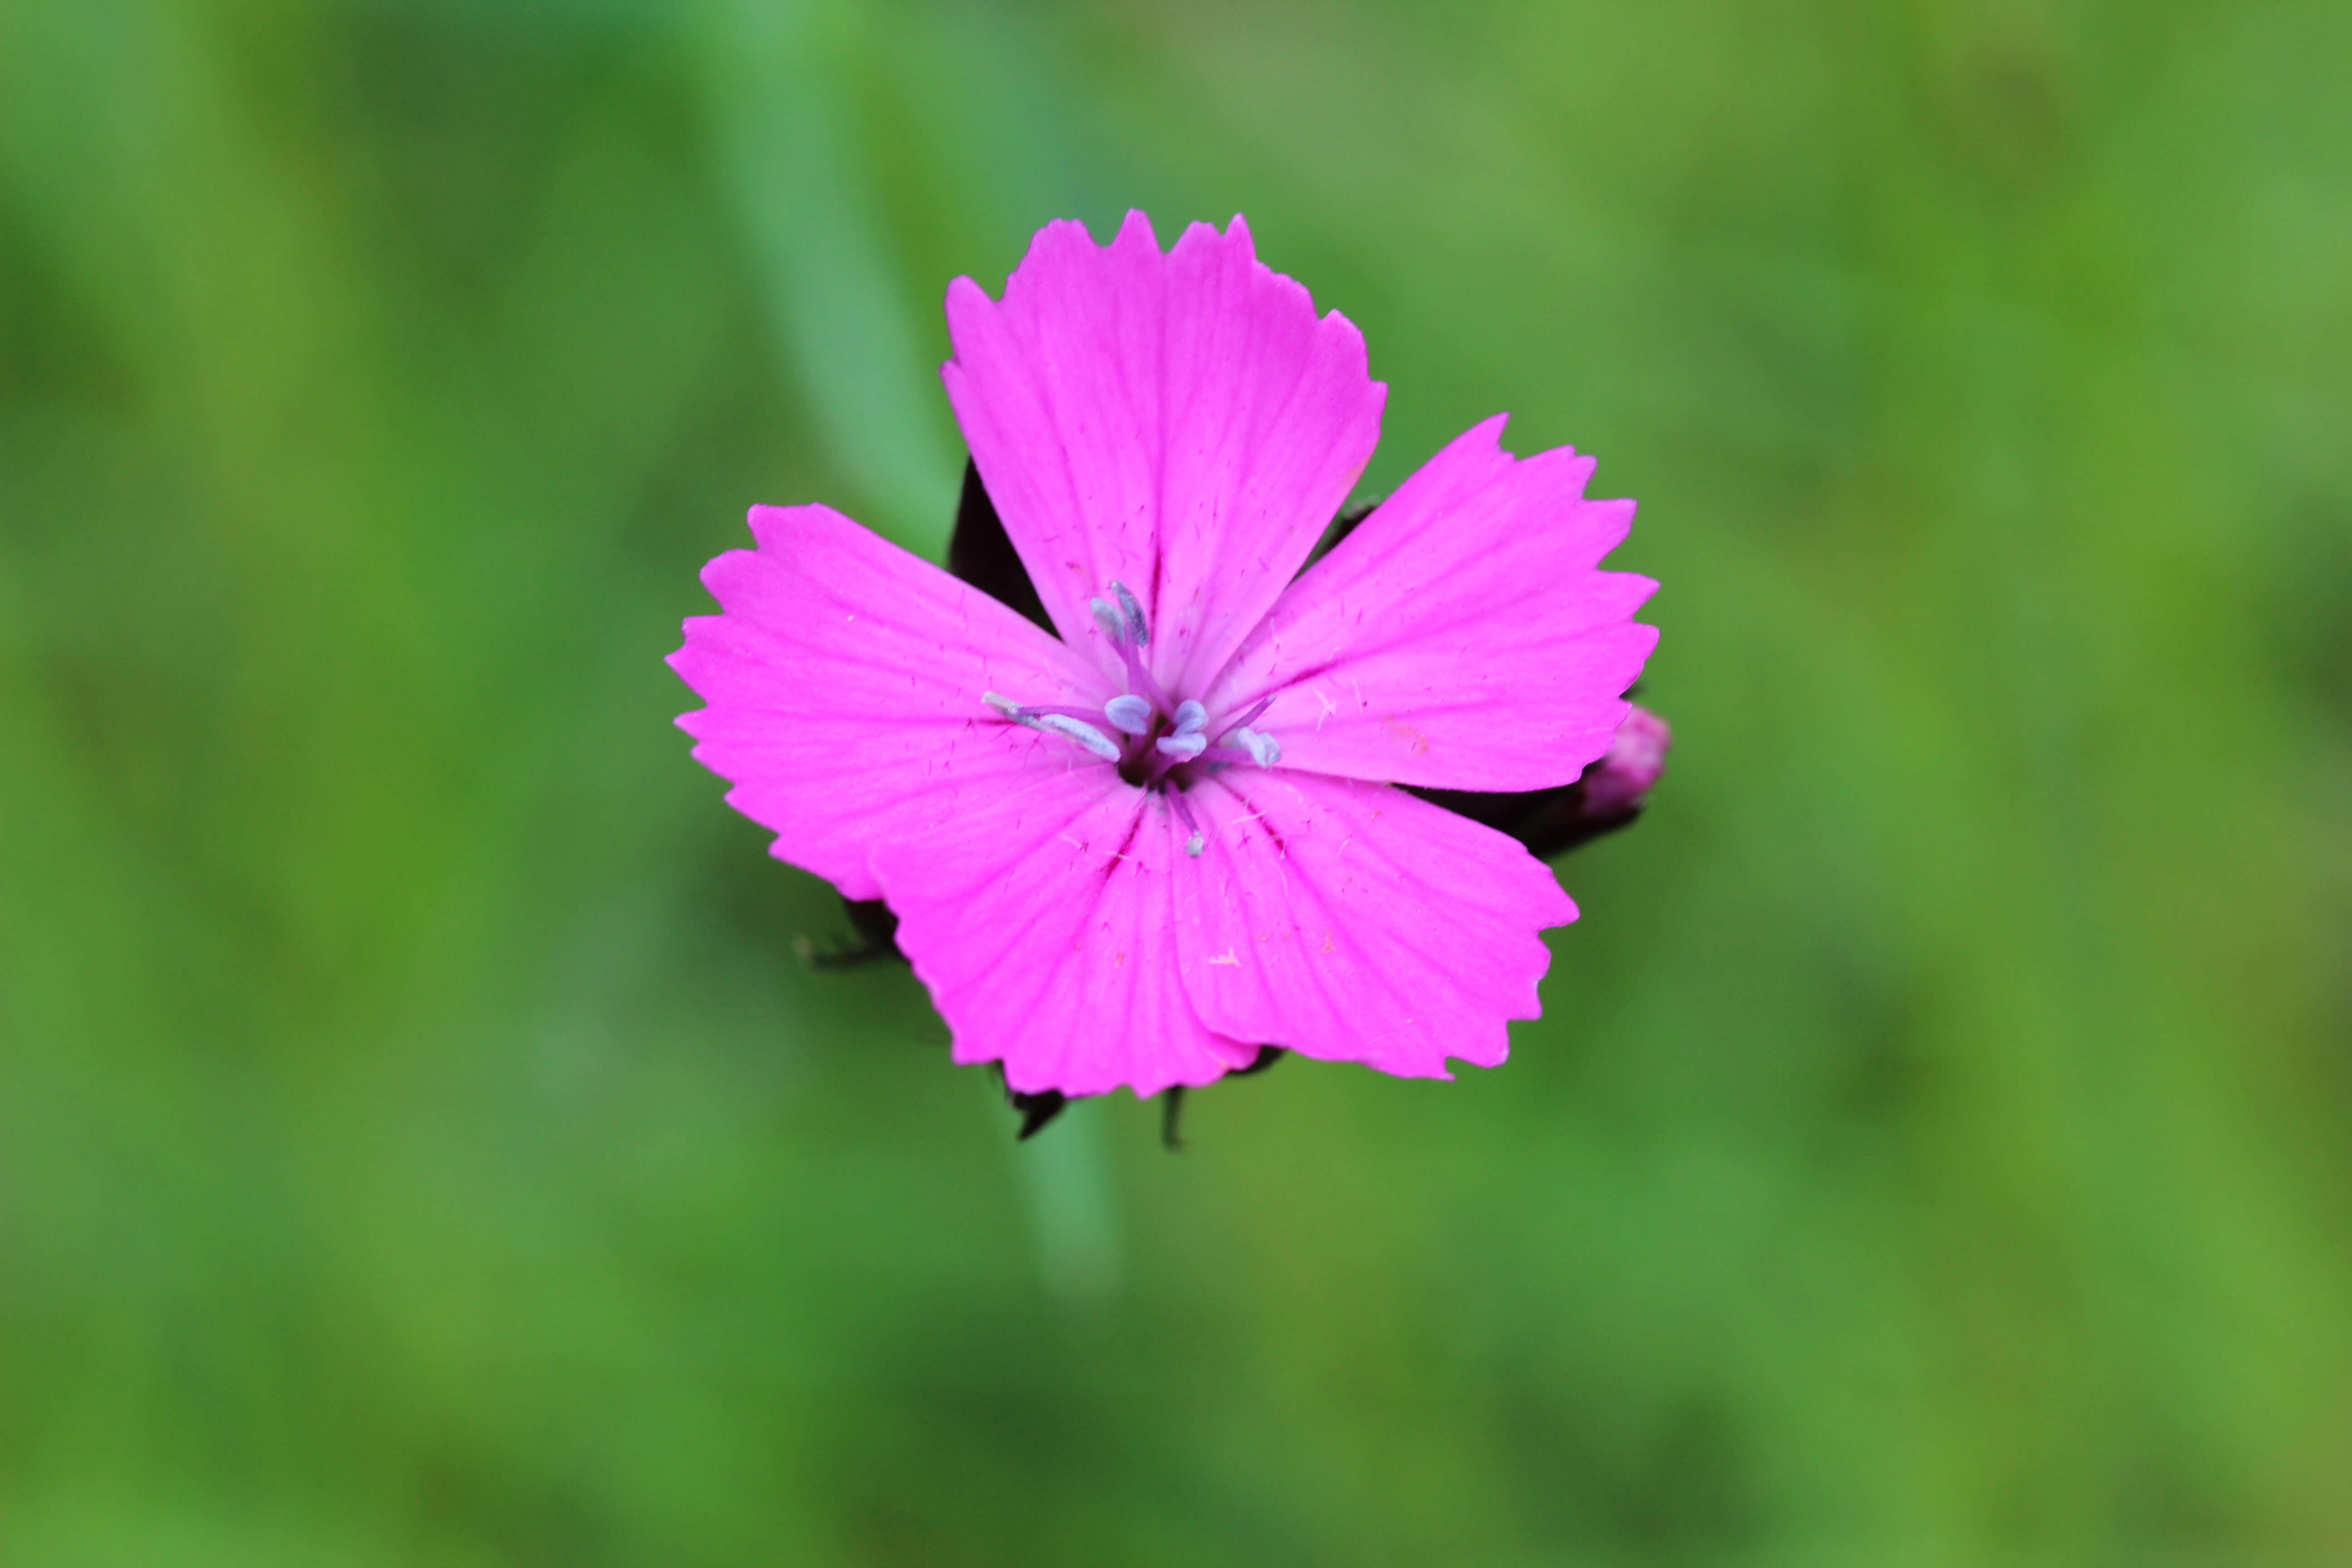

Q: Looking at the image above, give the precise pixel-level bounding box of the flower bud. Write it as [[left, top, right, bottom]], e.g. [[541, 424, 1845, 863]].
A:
[[1579, 704, 1671, 817]]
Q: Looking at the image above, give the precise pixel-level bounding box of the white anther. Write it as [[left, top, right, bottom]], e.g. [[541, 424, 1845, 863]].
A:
[[1156, 731, 1208, 762], [1235, 727, 1281, 767], [1170, 699, 1207, 735], [983, 691, 1024, 718], [1112, 581, 1149, 646], [1035, 714, 1122, 762], [1089, 597, 1126, 645], [1103, 695, 1153, 735], [1185, 831, 1205, 858]]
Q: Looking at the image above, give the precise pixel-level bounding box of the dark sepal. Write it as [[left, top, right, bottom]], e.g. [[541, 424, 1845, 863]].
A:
[[794, 895, 906, 969], [946, 457, 1053, 632], [1157, 1046, 1282, 1150], [1408, 683, 1661, 859], [1300, 496, 1381, 573], [1008, 1085, 1069, 1141], [946, 459, 1072, 1144], [1232, 1044, 1284, 1076], [1406, 778, 1645, 862]]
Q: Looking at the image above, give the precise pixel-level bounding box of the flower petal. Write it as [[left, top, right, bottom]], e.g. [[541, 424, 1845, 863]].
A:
[[872, 773, 1259, 1097], [942, 210, 1386, 696], [1204, 415, 1660, 792], [1171, 769, 1576, 1079], [670, 504, 1107, 902]]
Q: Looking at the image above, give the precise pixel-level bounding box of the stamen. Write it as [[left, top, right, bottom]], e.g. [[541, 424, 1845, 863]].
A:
[[1033, 714, 1122, 762], [1018, 703, 1116, 723], [1086, 583, 1173, 712], [1218, 695, 1276, 737], [985, 692, 1124, 763], [1170, 699, 1207, 736], [1103, 694, 1153, 735], [1234, 727, 1282, 767], [1111, 580, 1149, 646], [1156, 731, 1207, 762], [1167, 787, 1204, 857], [988, 693, 1118, 725], [1116, 635, 1173, 714]]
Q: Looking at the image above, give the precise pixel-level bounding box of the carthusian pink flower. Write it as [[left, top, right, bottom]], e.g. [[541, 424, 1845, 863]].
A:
[[670, 212, 1658, 1102]]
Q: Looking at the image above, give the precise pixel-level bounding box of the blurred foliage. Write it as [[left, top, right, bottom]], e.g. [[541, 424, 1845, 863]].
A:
[[4, 0, 2351, 1563]]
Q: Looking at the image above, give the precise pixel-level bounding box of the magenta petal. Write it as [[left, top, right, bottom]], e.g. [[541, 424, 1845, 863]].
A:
[[1172, 770, 1575, 1079], [942, 211, 1387, 696], [669, 504, 1108, 902], [1204, 415, 1661, 793], [872, 774, 1259, 1097]]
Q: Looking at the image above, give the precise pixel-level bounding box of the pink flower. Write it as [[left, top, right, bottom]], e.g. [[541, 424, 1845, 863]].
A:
[[670, 212, 1658, 1099]]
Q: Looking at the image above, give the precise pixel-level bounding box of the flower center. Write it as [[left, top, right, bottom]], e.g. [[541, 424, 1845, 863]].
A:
[[982, 579, 1281, 857]]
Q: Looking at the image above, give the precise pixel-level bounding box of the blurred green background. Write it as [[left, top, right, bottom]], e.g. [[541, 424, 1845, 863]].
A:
[[4, 0, 2350, 1562]]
